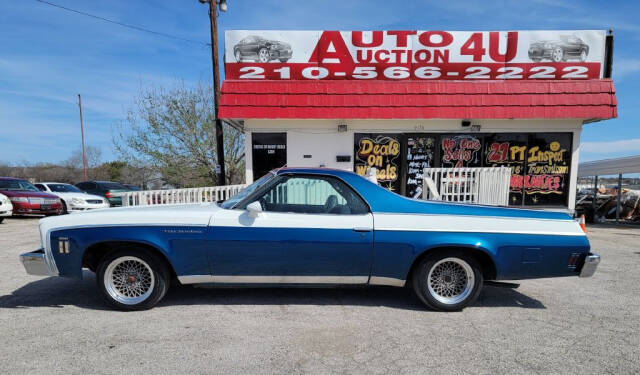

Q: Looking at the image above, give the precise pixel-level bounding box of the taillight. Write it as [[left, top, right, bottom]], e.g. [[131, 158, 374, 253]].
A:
[[105, 191, 112, 198]]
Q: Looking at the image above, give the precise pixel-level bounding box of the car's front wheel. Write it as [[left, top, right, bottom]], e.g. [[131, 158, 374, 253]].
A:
[[412, 251, 483, 311], [234, 49, 242, 62], [96, 248, 170, 311], [552, 47, 565, 62], [257, 47, 270, 63]]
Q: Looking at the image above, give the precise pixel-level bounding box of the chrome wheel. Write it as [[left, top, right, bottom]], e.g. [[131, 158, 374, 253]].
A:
[[235, 50, 242, 62], [427, 257, 475, 305], [580, 50, 587, 62], [552, 47, 564, 62], [258, 48, 269, 62], [104, 256, 155, 305]]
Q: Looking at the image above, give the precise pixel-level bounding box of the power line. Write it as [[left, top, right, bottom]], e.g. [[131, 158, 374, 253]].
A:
[[34, 0, 210, 47]]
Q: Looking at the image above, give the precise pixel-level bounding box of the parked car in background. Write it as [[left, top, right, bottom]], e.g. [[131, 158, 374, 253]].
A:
[[35, 182, 109, 213], [233, 35, 292, 63], [0, 193, 13, 223], [75, 181, 129, 207], [20, 168, 598, 311], [528, 35, 589, 62], [123, 184, 141, 191], [0, 177, 62, 216]]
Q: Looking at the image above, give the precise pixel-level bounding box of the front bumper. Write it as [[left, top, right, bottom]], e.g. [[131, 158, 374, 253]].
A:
[[579, 253, 600, 278], [68, 203, 110, 212], [0, 209, 12, 217], [12, 201, 62, 215], [20, 249, 55, 276]]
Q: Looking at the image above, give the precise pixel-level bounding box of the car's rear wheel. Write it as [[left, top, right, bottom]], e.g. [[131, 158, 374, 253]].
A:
[[234, 49, 242, 62], [61, 200, 68, 214], [96, 248, 170, 311], [257, 48, 269, 63], [552, 47, 565, 62], [412, 251, 483, 311], [580, 50, 587, 62]]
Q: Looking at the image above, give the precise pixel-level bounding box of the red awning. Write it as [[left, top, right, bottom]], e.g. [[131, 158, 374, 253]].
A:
[[219, 80, 617, 120]]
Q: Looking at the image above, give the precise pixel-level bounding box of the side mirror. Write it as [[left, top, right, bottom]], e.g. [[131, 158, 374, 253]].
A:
[[246, 201, 262, 218]]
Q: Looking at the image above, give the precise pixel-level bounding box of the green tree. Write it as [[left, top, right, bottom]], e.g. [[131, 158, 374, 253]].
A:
[[114, 83, 245, 188]]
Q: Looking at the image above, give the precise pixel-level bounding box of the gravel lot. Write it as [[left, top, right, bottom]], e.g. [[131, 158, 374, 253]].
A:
[[1, 216, 639, 374]]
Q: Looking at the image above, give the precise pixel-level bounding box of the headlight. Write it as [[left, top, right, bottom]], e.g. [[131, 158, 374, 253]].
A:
[[9, 197, 28, 202], [71, 197, 84, 205]]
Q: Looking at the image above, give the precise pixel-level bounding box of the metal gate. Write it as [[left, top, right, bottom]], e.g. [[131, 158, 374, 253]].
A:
[[422, 167, 511, 206]]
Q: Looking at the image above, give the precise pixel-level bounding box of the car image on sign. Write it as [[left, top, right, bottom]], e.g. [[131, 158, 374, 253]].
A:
[[19, 168, 599, 311], [233, 35, 292, 63]]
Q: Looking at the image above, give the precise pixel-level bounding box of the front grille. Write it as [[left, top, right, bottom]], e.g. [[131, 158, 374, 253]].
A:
[[86, 199, 103, 204], [29, 197, 44, 204], [43, 199, 58, 205]]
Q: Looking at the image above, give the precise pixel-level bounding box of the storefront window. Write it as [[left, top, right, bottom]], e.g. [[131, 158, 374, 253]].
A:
[[354, 133, 402, 193]]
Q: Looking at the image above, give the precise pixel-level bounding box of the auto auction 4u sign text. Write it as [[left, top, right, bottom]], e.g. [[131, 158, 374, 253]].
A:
[[225, 30, 606, 80]]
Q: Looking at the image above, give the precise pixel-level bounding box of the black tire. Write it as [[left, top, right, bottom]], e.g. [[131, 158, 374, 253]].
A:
[[412, 251, 483, 311], [279, 58, 289, 63], [96, 247, 170, 311], [234, 49, 242, 62], [61, 200, 68, 214], [0, 217, 4, 224]]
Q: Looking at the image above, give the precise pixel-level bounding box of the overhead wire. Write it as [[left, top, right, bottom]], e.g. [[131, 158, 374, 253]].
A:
[[33, 0, 210, 47]]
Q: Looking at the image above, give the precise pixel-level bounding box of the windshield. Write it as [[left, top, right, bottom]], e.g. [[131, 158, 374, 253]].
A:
[[47, 183, 82, 193], [220, 173, 275, 209], [0, 179, 39, 192]]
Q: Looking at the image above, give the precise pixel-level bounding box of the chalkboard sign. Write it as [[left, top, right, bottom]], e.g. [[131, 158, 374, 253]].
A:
[[440, 134, 483, 168], [523, 133, 572, 206], [354, 133, 402, 193], [405, 134, 437, 198], [484, 133, 528, 206]]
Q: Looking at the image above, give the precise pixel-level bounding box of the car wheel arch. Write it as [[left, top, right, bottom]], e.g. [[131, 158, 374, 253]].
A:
[[405, 245, 498, 285], [82, 240, 176, 280]]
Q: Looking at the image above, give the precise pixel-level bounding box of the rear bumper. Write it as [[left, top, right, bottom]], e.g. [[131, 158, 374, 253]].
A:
[[579, 253, 600, 278], [20, 249, 56, 276]]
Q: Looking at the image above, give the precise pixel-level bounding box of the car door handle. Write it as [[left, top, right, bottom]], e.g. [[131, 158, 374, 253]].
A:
[[353, 227, 371, 233]]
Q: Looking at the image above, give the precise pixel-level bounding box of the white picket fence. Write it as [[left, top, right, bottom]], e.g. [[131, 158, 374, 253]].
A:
[[114, 184, 248, 207], [422, 167, 511, 206]]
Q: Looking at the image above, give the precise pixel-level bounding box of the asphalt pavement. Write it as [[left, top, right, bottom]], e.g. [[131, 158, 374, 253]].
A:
[[1, 217, 638, 374]]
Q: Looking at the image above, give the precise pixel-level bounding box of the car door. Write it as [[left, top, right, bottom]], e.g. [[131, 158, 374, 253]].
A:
[[207, 174, 373, 283]]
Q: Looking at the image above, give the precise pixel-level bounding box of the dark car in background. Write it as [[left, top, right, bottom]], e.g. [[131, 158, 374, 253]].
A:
[[123, 184, 141, 191], [233, 35, 292, 63], [75, 181, 129, 207], [0, 177, 62, 216], [528, 35, 589, 62]]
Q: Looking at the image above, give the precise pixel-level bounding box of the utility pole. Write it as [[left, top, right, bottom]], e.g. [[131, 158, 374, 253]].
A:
[[200, 0, 227, 185], [77, 94, 88, 181]]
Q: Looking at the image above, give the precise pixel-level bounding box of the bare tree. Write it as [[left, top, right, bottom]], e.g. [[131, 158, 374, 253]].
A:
[[114, 82, 244, 188]]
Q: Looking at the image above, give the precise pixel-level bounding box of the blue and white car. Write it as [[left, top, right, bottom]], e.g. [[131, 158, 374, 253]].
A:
[[20, 168, 599, 311]]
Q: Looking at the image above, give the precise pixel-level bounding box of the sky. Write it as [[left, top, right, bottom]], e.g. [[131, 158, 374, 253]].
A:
[[1, 0, 639, 165]]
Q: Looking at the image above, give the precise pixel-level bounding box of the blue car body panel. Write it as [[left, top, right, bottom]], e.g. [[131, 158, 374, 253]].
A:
[[38, 167, 589, 285]]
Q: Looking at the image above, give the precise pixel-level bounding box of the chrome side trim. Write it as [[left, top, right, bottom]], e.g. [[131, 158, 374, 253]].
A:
[[369, 276, 406, 287], [579, 253, 600, 278], [178, 275, 369, 285]]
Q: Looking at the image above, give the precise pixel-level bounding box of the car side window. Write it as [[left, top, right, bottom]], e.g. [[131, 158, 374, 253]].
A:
[[34, 184, 46, 191], [250, 175, 369, 215]]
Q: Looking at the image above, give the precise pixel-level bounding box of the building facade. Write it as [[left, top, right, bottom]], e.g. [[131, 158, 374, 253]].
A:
[[220, 30, 617, 211]]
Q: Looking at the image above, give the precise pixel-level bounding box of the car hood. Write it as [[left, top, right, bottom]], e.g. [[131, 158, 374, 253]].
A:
[[268, 40, 290, 48], [39, 203, 221, 233], [52, 192, 106, 201], [0, 190, 59, 199]]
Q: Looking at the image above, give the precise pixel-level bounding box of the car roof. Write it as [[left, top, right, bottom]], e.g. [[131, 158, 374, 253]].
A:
[[0, 177, 26, 181], [273, 167, 360, 179], [38, 182, 71, 185]]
